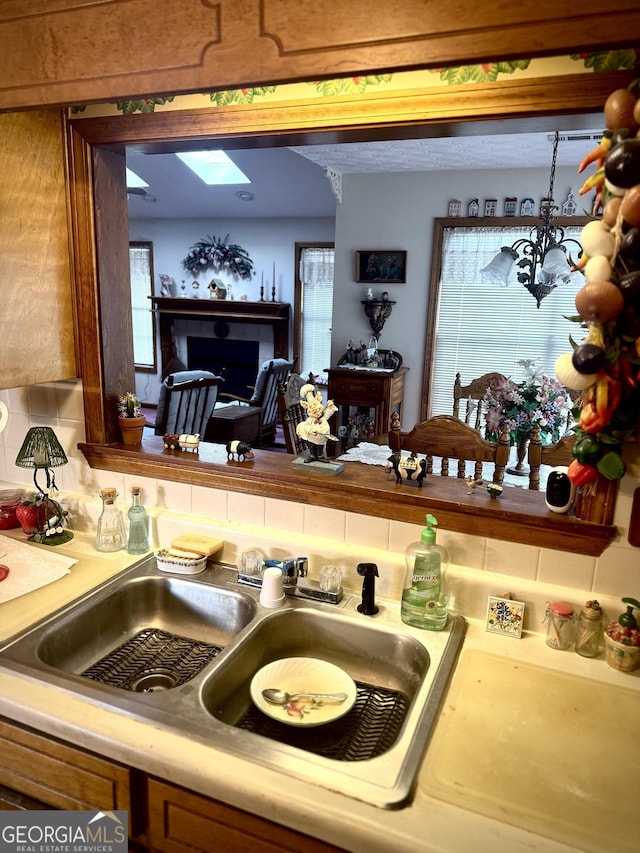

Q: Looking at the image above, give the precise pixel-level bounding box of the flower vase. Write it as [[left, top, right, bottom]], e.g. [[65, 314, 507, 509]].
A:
[[507, 436, 530, 476]]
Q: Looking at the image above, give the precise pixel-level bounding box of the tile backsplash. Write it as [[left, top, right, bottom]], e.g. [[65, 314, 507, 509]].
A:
[[1, 380, 639, 616]]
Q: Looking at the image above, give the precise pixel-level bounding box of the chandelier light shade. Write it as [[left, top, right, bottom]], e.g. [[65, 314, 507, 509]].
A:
[[481, 131, 583, 307], [14, 426, 72, 545], [479, 247, 519, 287]]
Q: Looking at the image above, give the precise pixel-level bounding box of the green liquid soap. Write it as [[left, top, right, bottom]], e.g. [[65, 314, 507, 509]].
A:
[[401, 513, 449, 631], [127, 486, 149, 555]]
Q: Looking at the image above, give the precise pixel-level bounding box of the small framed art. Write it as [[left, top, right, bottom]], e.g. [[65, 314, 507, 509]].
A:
[[485, 595, 525, 638], [355, 250, 407, 283]]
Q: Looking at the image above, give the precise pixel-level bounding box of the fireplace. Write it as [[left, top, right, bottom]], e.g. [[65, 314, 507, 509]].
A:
[[187, 337, 259, 399]]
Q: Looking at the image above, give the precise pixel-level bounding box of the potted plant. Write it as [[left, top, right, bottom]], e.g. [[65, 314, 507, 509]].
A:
[[117, 392, 146, 445]]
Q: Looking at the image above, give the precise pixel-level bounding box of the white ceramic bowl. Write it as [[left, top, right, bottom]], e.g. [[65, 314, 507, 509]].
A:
[[155, 549, 207, 575], [250, 656, 357, 727]]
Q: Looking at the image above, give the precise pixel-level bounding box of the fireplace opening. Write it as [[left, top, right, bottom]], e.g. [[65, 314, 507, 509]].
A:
[[187, 337, 260, 400]]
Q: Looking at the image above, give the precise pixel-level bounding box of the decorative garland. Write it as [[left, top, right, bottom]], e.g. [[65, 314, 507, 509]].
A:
[[182, 234, 254, 279], [554, 71, 640, 488]]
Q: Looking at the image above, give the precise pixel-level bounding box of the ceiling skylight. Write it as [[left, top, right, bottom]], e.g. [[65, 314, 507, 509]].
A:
[[176, 150, 251, 185], [126, 168, 148, 188]]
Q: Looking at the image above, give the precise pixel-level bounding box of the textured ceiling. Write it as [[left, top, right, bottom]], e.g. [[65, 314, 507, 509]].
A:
[[126, 115, 603, 220]]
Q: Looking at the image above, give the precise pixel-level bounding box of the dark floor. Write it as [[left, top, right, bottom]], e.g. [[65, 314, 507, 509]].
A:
[[141, 404, 287, 453]]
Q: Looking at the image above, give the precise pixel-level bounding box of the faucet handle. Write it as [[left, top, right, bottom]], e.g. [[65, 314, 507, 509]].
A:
[[295, 556, 308, 577]]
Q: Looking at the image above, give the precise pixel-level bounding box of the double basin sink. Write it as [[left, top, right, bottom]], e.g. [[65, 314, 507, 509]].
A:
[[0, 556, 466, 808]]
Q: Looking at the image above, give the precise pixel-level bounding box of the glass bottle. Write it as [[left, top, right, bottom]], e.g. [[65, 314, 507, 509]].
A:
[[96, 488, 126, 552], [127, 486, 149, 555], [544, 601, 575, 650], [575, 600, 603, 658], [401, 514, 449, 631]]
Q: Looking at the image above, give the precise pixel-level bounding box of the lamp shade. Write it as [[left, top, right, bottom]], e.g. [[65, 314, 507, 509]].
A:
[[481, 247, 518, 287], [541, 242, 571, 277], [15, 427, 68, 469]]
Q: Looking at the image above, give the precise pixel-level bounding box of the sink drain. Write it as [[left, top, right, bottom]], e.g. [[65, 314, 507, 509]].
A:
[[130, 668, 179, 693], [82, 628, 223, 692]]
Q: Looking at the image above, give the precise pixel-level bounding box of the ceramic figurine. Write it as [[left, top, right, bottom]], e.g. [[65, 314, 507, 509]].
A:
[[484, 199, 497, 217], [178, 433, 200, 452], [226, 440, 254, 461], [520, 197, 535, 216], [562, 190, 577, 216], [296, 384, 338, 463], [385, 452, 427, 486], [467, 198, 479, 217], [448, 199, 462, 217], [503, 197, 517, 216], [163, 433, 180, 450]]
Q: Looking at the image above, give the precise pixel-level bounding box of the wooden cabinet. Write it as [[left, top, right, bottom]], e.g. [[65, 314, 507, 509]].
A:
[[0, 719, 131, 814], [0, 718, 344, 852], [147, 778, 344, 853], [0, 3, 637, 110], [0, 110, 77, 389], [327, 367, 408, 454]]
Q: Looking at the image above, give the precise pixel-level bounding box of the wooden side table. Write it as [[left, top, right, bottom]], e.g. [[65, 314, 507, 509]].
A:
[[326, 366, 408, 456], [205, 405, 261, 444]]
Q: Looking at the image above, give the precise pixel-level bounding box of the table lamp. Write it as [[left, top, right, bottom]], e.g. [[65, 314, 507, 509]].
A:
[[14, 426, 73, 545]]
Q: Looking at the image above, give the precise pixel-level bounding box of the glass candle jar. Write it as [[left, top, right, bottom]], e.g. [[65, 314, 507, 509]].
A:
[[544, 601, 575, 650], [575, 600, 603, 658], [0, 489, 23, 530]]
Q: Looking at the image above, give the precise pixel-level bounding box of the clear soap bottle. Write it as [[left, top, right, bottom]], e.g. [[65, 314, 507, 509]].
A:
[[96, 488, 126, 552], [401, 514, 449, 631], [127, 485, 149, 555]]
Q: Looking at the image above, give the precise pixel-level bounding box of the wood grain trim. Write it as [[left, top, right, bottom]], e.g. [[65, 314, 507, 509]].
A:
[[79, 437, 616, 556], [1, 1, 638, 109]]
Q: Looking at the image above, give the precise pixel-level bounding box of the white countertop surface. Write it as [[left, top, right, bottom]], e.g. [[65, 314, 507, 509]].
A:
[[1, 531, 638, 852]]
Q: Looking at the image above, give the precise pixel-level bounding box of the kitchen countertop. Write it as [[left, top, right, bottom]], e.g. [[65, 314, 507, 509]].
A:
[[0, 532, 638, 852]]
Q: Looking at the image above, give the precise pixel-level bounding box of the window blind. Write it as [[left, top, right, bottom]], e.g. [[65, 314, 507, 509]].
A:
[[299, 247, 334, 378], [430, 225, 583, 420], [129, 243, 155, 368]]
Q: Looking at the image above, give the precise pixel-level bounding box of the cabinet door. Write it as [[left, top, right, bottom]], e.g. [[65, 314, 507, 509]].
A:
[[147, 778, 345, 853], [0, 110, 77, 389], [0, 719, 130, 813]]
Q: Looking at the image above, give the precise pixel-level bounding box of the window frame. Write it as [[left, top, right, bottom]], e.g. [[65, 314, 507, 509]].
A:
[[421, 216, 589, 421], [294, 242, 334, 380], [129, 240, 157, 373]]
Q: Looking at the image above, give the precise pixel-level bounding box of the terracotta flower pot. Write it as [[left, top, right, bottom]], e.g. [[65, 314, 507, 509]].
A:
[[118, 414, 146, 446]]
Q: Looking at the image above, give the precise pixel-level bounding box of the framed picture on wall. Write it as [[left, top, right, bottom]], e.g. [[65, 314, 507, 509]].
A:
[[355, 250, 407, 283]]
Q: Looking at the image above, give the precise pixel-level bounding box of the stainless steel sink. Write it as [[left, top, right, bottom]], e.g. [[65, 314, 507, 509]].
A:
[[0, 555, 466, 808]]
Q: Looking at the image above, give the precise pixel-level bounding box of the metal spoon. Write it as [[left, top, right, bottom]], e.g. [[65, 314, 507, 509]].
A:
[[262, 688, 348, 705]]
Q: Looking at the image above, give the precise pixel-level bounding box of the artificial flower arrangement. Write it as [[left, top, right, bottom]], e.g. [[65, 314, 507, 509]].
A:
[[554, 73, 640, 489], [483, 359, 570, 446], [181, 234, 254, 279]]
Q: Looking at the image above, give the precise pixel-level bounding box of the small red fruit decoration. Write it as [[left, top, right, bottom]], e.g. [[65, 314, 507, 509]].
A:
[[556, 69, 640, 490]]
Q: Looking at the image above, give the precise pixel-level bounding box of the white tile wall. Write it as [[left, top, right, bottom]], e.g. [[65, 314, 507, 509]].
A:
[[1, 379, 639, 621]]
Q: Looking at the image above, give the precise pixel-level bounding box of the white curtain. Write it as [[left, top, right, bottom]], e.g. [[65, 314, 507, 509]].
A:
[[430, 224, 583, 418], [299, 247, 335, 378]]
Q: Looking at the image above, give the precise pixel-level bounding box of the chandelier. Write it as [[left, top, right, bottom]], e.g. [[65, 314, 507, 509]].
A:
[[480, 131, 583, 308]]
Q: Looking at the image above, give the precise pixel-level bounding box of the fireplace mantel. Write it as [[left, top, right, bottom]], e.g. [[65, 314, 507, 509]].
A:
[[151, 297, 290, 374]]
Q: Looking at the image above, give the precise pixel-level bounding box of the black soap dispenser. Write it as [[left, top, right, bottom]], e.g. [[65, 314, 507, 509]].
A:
[[618, 597, 640, 629]]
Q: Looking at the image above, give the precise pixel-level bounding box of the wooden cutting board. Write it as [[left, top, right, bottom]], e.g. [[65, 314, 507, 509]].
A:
[[420, 650, 639, 852]]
